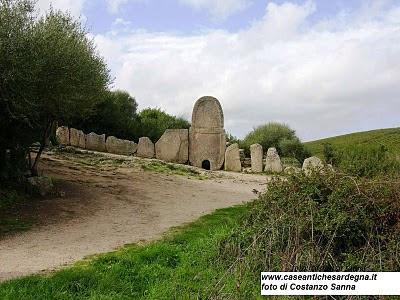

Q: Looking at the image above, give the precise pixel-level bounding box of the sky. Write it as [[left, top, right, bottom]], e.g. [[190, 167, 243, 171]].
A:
[[36, 0, 400, 141]]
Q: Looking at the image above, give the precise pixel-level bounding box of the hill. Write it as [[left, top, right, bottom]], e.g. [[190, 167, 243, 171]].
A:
[[304, 127, 400, 157]]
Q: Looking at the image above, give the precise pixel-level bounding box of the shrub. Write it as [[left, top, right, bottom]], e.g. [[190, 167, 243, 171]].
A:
[[243, 122, 309, 162], [71, 90, 140, 141], [138, 108, 190, 142], [335, 144, 400, 177], [323, 142, 338, 165], [219, 173, 400, 281]]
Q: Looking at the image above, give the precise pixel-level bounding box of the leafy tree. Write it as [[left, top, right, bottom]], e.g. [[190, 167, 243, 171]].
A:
[[0, 0, 110, 178], [0, 0, 36, 180], [138, 108, 190, 142], [243, 122, 309, 162], [279, 138, 310, 163], [72, 90, 139, 141]]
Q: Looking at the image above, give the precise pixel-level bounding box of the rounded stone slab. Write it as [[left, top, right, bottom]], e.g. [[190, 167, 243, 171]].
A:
[[56, 126, 70, 146], [137, 137, 155, 158], [106, 136, 138, 156], [86, 132, 106, 152], [155, 129, 188, 164], [69, 128, 86, 149], [302, 156, 324, 175], [189, 96, 226, 170], [250, 143, 263, 173], [264, 147, 283, 173], [224, 143, 242, 172]]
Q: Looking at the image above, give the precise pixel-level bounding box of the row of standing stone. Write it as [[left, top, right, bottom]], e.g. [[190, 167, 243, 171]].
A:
[[225, 143, 330, 174], [224, 143, 284, 173], [56, 126, 189, 162]]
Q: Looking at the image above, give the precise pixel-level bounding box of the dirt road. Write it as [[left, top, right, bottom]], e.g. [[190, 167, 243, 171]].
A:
[[0, 151, 268, 282]]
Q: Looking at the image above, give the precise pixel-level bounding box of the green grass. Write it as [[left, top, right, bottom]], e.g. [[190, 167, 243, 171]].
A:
[[53, 147, 208, 179], [140, 160, 208, 179], [0, 189, 33, 236], [304, 127, 400, 157], [0, 205, 253, 299]]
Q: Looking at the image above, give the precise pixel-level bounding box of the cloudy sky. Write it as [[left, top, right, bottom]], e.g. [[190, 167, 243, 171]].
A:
[[37, 0, 400, 141]]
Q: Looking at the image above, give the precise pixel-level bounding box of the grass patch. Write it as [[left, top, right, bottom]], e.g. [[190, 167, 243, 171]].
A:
[[305, 127, 400, 158], [0, 189, 33, 236], [0, 205, 250, 299], [140, 160, 208, 179], [0, 217, 33, 236]]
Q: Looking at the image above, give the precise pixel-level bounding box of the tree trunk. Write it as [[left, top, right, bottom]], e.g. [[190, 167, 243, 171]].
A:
[[30, 120, 54, 176]]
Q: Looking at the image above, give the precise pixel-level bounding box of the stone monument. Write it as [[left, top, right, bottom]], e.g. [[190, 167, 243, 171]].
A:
[[189, 96, 226, 170]]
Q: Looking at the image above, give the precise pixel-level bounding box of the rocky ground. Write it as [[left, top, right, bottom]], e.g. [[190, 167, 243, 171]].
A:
[[0, 149, 269, 282]]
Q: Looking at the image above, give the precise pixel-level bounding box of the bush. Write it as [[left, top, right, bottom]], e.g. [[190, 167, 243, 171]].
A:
[[138, 108, 190, 142], [219, 173, 400, 282], [326, 144, 400, 177], [243, 122, 309, 162], [71, 90, 140, 141]]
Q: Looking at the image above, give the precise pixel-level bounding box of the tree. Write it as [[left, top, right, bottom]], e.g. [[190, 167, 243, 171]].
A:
[[72, 90, 139, 141], [138, 108, 190, 142], [0, 0, 110, 179], [243, 122, 309, 162]]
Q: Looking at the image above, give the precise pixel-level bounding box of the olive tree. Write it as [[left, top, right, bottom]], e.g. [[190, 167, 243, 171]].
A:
[[0, 0, 110, 179]]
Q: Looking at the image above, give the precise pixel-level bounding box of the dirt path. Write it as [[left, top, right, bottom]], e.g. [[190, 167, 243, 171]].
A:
[[0, 151, 268, 282]]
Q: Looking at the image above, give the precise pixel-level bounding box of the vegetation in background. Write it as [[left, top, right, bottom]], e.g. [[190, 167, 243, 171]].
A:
[[305, 127, 400, 158], [0, 205, 249, 299], [70, 90, 140, 141], [137, 108, 190, 143], [218, 173, 400, 298], [0, 0, 110, 180], [323, 143, 400, 178], [242, 122, 310, 162]]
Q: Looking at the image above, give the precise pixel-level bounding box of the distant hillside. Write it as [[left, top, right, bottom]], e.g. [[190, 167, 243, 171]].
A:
[[304, 127, 400, 157]]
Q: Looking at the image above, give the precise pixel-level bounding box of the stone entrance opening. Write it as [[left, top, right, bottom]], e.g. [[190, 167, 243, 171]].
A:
[[201, 160, 211, 170]]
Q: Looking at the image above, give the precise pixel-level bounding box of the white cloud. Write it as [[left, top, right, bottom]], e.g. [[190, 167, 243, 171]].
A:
[[106, 0, 148, 14], [36, 0, 86, 18], [94, 1, 400, 140], [179, 0, 252, 19]]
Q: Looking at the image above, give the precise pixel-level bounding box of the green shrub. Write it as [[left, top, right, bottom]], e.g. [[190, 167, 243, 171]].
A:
[[138, 108, 190, 142], [220, 173, 400, 280], [243, 122, 309, 162], [335, 144, 400, 177]]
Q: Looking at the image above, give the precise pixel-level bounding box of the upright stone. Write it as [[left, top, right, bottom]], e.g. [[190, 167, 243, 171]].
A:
[[137, 137, 155, 158], [224, 143, 242, 172], [189, 96, 226, 170], [56, 126, 69, 145], [85, 132, 106, 152], [302, 156, 324, 175], [106, 136, 138, 156], [70, 128, 86, 149], [265, 147, 283, 173], [155, 129, 189, 163], [250, 143, 263, 173]]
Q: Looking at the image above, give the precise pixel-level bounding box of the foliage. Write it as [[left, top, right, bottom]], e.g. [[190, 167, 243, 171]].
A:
[[243, 122, 309, 162], [305, 127, 400, 158], [0, 205, 249, 299], [137, 108, 190, 142], [219, 173, 400, 298], [225, 132, 241, 145], [322, 142, 338, 165], [70, 90, 140, 141], [336, 144, 400, 178], [0, 0, 110, 179]]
